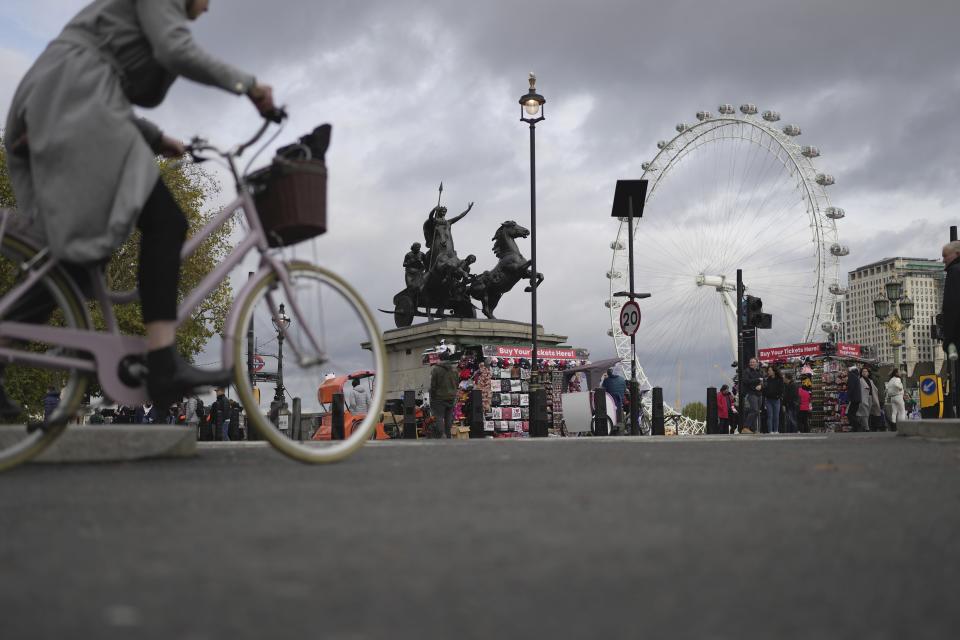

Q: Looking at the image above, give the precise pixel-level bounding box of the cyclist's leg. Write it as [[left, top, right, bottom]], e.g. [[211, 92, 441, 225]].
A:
[[136, 180, 229, 406]]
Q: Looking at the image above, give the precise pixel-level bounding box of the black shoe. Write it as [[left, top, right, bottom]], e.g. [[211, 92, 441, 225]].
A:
[[146, 347, 232, 407]]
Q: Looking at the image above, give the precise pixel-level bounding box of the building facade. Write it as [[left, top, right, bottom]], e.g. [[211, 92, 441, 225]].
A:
[[844, 257, 944, 375]]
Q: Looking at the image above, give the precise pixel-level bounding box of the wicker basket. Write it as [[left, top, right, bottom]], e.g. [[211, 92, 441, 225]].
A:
[[247, 159, 327, 247]]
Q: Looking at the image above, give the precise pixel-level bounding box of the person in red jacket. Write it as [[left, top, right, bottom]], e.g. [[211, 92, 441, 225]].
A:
[[717, 384, 731, 434]]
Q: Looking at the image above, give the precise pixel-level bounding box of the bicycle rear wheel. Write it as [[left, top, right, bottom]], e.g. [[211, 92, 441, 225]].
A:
[[0, 233, 89, 471], [231, 261, 387, 463]]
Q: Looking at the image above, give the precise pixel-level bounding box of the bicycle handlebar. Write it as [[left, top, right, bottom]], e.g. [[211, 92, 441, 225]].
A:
[[186, 107, 288, 163]]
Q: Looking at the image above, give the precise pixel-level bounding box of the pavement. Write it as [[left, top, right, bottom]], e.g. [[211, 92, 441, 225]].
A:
[[2, 432, 959, 639]]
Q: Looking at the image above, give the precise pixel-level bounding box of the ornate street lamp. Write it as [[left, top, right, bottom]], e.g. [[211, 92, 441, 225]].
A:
[[271, 303, 292, 408], [519, 73, 546, 437], [874, 280, 912, 369]]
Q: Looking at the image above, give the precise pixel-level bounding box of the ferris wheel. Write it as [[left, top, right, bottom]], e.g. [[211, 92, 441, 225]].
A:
[[607, 104, 847, 434]]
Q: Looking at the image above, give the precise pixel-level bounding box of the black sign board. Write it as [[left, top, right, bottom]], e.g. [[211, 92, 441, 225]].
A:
[[611, 179, 648, 219]]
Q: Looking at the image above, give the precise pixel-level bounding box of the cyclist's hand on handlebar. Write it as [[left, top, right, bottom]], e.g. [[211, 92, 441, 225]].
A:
[[158, 135, 186, 158], [248, 83, 276, 117]]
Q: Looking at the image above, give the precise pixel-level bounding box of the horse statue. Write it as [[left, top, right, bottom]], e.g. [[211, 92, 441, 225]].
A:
[[469, 220, 544, 319]]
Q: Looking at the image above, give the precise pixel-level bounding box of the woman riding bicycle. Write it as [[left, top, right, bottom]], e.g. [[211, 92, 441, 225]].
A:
[[2, 0, 277, 415]]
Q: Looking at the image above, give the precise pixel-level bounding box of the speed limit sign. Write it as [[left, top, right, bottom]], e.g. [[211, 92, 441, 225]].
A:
[[619, 300, 641, 336]]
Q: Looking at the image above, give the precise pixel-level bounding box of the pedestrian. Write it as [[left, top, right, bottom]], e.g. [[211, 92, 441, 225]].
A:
[[857, 366, 881, 432], [228, 400, 243, 440], [782, 372, 799, 433], [717, 384, 731, 434], [0, 0, 275, 418], [798, 383, 812, 433], [346, 377, 371, 415], [885, 369, 907, 430], [184, 394, 201, 434], [211, 387, 230, 441], [601, 367, 627, 427], [762, 365, 783, 434], [741, 357, 763, 434], [42, 385, 60, 422], [429, 352, 459, 438], [846, 365, 862, 431], [134, 401, 157, 424]]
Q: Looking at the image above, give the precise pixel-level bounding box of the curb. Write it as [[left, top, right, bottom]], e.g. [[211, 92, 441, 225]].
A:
[[897, 419, 960, 439], [0, 424, 197, 463]]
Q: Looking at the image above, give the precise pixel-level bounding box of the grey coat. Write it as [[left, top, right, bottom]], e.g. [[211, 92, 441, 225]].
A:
[[857, 376, 881, 418], [4, 0, 256, 263]]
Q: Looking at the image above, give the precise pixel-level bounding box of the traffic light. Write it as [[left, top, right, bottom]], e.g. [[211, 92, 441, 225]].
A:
[[745, 295, 772, 329]]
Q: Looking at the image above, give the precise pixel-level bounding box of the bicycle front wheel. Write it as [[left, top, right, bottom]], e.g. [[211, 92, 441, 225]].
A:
[[231, 261, 387, 463]]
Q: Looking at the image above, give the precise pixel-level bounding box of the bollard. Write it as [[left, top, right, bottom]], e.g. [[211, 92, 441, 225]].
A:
[[469, 389, 485, 438], [629, 380, 641, 435], [593, 388, 609, 436], [706, 387, 718, 435], [531, 388, 549, 437], [402, 390, 417, 439], [292, 397, 302, 441], [651, 387, 665, 436], [331, 392, 345, 440]]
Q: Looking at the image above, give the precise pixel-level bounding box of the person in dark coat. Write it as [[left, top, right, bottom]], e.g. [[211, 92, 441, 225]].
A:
[[209, 388, 230, 441], [134, 402, 157, 424], [941, 241, 960, 415], [782, 373, 799, 433], [42, 386, 60, 422], [429, 353, 459, 438], [846, 365, 862, 430], [741, 357, 764, 434], [762, 365, 784, 434]]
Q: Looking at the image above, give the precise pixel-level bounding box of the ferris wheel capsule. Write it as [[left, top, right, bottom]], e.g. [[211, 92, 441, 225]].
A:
[[762, 110, 781, 122], [830, 243, 849, 257], [605, 299, 622, 309], [607, 329, 616, 337], [718, 104, 735, 115], [606, 270, 622, 279], [828, 282, 847, 295], [610, 240, 625, 250], [696, 111, 713, 121], [801, 145, 820, 158], [783, 124, 802, 136], [642, 161, 658, 171], [816, 174, 835, 186], [822, 321, 841, 333], [657, 140, 673, 150], [739, 104, 758, 115], [825, 206, 845, 219], [676, 123, 689, 133]]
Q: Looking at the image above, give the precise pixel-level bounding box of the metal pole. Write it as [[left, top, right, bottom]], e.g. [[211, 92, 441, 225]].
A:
[[529, 120, 539, 388], [628, 196, 639, 436], [246, 271, 258, 441], [736, 269, 745, 432], [274, 328, 285, 406]]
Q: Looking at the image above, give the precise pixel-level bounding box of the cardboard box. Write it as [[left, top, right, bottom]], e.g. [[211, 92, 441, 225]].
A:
[[452, 426, 471, 439]]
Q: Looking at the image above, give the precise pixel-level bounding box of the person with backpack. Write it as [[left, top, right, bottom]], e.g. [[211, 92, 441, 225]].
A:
[[210, 387, 230, 441], [184, 394, 203, 434]]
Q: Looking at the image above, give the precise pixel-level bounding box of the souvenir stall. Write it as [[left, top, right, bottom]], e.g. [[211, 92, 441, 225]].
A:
[[430, 344, 590, 437], [757, 342, 872, 432]]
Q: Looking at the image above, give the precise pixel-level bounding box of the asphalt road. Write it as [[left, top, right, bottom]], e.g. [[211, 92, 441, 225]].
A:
[[2, 433, 959, 639]]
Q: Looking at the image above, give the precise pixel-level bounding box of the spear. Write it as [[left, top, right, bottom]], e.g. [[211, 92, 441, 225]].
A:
[[437, 181, 444, 208]]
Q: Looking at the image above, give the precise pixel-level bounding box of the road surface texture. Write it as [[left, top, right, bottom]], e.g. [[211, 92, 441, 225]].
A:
[[2, 432, 959, 639]]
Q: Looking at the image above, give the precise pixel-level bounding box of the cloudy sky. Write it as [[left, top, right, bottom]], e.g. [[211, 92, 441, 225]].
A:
[[2, 0, 959, 405]]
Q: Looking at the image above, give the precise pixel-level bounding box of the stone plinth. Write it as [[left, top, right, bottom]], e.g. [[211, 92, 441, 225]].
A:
[[382, 318, 568, 398], [0, 424, 196, 464]]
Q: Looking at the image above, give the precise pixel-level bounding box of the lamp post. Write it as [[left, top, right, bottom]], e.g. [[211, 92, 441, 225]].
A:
[[519, 73, 546, 437], [873, 278, 915, 370], [271, 303, 292, 407]]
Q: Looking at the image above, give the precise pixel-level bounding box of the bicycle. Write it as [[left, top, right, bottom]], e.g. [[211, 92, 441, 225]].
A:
[[0, 112, 387, 471]]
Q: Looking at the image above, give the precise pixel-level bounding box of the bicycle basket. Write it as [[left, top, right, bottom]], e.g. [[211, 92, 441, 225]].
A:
[[247, 158, 327, 247]]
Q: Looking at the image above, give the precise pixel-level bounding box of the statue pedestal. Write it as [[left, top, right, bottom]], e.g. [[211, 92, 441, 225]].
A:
[[382, 318, 568, 398]]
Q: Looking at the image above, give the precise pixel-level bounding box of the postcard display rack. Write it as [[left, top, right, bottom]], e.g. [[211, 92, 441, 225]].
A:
[[470, 360, 587, 437], [778, 357, 851, 433]]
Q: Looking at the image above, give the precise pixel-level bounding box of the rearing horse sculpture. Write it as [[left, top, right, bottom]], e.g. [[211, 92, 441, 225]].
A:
[[469, 220, 544, 319]]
